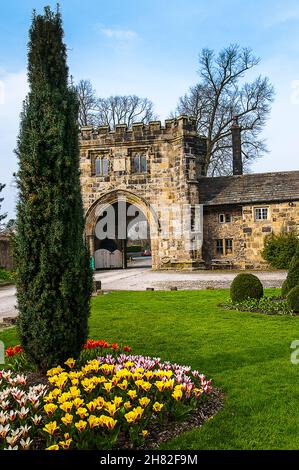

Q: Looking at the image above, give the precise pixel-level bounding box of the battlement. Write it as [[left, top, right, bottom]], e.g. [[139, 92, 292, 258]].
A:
[[80, 115, 200, 142]]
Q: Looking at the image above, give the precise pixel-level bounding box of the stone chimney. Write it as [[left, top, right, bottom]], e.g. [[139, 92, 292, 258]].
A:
[[231, 116, 243, 175]]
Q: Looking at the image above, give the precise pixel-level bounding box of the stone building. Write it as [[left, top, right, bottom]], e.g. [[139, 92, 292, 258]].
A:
[[79, 115, 299, 270]]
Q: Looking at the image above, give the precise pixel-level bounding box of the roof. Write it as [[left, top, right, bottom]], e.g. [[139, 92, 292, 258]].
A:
[[199, 171, 299, 206]]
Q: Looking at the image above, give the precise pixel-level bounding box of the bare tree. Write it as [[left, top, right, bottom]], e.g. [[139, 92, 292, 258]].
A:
[[175, 45, 275, 175], [95, 95, 157, 128], [0, 183, 7, 231], [76, 79, 98, 126], [76, 79, 157, 128]]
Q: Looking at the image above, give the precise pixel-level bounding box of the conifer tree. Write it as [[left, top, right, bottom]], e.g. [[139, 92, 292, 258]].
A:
[[15, 6, 92, 370], [284, 245, 299, 295]]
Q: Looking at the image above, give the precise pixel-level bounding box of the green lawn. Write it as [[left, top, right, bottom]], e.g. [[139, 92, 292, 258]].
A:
[[1, 288, 299, 450]]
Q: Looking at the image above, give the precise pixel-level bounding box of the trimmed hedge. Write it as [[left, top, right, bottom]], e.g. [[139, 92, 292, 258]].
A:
[[230, 273, 264, 303], [284, 245, 299, 296], [261, 232, 298, 269], [281, 279, 290, 298], [287, 285, 299, 313]]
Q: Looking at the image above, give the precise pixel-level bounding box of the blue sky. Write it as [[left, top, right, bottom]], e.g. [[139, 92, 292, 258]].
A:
[[0, 0, 298, 218]]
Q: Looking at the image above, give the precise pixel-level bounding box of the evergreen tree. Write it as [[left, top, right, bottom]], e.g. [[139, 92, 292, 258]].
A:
[[0, 183, 7, 229], [284, 244, 299, 295], [15, 6, 92, 370]]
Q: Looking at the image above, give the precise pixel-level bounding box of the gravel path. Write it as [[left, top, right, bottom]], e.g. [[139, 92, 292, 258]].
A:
[[0, 262, 287, 322]]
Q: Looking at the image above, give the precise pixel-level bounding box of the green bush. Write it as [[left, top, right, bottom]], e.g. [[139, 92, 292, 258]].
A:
[[0, 269, 14, 282], [230, 273, 264, 303], [284, 245, 299, 295], [287, 285, 299, 313], [261, 232, 298, 269], [281, 279, 290, 298]]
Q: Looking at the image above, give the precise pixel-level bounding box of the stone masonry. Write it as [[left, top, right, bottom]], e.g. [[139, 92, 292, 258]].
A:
[[80, 117, 299, 271], [80, 116, 207, 270]]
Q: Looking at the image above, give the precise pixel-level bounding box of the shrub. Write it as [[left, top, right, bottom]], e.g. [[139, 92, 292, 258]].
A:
[[261, 232, 298, 269], [281, 279, 290, 298], [284, 245, 299, 296], [230, 273, 263, 303], [287, 285, 299, 313]]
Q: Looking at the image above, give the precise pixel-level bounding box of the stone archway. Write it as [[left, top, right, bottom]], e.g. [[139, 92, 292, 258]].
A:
[[85, 190, 159, 269]]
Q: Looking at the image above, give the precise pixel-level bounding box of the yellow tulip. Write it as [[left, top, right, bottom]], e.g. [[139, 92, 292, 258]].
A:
[[141, 430, 149, 438], [124, 401, 132, 410], [76, 407, 89, 419], [113, 396, 123, 408], [60, 402, 73, 413], [153, 402, 164, 413], [127, 390, 137, 400], [139, 397, 150, 408], [88, 415, 100, 429], [103, 382, 113, 393], [172, 389, 183, 401], [44, 403, 58, 417], [73, 398, 84, 409], [118, 380, 128, 391], [61, 413, 73, 426], [154, 381, 165, 392], [59, 438, 72, 450], [46, 444, 59, 451], [69, 387, 81, 399], [86, 401, 97, 413], [43, 421, 59, 436], [64, 358, 76, 369], [75, 420, 87, 432]]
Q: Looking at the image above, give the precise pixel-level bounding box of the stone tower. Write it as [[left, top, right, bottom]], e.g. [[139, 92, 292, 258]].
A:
[[80, 115, 207, 270]]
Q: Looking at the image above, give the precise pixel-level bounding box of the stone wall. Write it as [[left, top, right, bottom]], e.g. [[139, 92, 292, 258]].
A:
[[80, 116, 207, 270], [203, 201, 299, 269]]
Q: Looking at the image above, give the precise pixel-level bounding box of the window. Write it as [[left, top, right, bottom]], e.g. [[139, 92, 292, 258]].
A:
[[219, 213, 232, 223], [225, 239, 233, 255], [95, 157, 109, 176], [216, 239, 224, 256], [215, 238, 233, 256], [132, 154, 147, 174], [254, 207, 268, 221]]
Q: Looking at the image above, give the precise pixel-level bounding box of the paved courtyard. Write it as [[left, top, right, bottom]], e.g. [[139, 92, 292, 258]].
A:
[[0, 258, 287, 322]]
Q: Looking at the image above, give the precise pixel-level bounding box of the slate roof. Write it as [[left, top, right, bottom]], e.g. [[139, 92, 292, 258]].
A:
[[199, 171, 299, 206]]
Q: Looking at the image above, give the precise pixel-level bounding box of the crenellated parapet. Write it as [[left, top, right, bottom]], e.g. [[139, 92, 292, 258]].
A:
[[80, 115, 200, 142]]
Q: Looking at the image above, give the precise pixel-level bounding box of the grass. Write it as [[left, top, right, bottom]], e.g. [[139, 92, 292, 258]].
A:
[[1, 288, 299, 450]]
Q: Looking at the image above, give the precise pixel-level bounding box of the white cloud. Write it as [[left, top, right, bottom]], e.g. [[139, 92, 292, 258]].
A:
[[100, 27, 139, 41]]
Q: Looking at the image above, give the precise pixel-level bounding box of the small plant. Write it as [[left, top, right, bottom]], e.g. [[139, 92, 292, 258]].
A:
[[287, 285, 299, 313], [261, 232, 298, 269], [223, 296, 294, 316], [230, 273, 263, 303]]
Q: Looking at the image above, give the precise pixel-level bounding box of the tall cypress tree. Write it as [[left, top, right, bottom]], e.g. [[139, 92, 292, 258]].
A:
[[15, 6, 92, 370]]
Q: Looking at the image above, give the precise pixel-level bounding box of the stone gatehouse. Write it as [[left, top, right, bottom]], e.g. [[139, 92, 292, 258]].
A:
[[79, 115, 299, 270]]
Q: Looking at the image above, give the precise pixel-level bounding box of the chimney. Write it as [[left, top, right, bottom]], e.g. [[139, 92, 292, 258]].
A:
[[231, 116, 243, 175]]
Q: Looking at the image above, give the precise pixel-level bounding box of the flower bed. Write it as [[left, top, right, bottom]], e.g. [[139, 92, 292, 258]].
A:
[[1, 340, 222, 450], [222, 296, 295, 316]]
